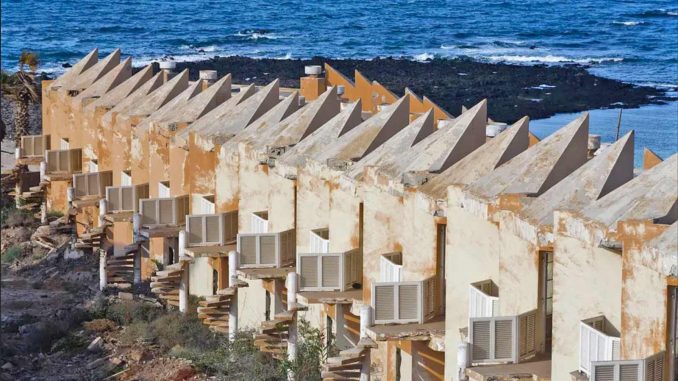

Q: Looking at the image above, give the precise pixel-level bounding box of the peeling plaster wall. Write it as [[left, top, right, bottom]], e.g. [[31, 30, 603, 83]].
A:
[[47, 180, 70, 215], [297, 303, 326, 334], [112, 221, 133, 256], [551, 234, 622, 381], [238, 279, 269, 330], [444, 204, 501, 381], [189, 257, 215, 297], [130, 127, 150, 186], [269, 173, 296, 232], [109, 115, 139, 187], [620, 221, 669, 360], [146, 128, 170, 195], [497, 227, 539, 316], [75, 205, 100, 235], [183, 135, 216, 196], [215, 145, 240, 213], [296, 167, 332, 253], [238, 145, 271, 232]]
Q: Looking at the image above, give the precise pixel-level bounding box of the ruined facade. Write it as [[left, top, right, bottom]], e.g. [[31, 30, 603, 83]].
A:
[[17, 49, 677, 381]]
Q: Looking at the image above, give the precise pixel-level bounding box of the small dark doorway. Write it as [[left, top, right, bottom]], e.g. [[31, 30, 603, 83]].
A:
[[540, 251, 554, 352]]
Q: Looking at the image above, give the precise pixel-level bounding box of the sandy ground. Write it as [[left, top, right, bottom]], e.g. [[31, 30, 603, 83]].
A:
[[1, 140, 16, 172]]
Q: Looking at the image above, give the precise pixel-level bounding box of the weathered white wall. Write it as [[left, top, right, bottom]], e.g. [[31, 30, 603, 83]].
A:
[[237, 279, 269, 330], [551, 234, 622, 381], [188, 257, 215, 297]]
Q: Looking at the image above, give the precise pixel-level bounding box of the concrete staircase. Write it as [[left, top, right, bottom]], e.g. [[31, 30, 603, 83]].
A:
[[150, 262, 185, 307], [197, 287, 235, 334], [75, 225, 105, 250], [254, 310, 295, 360], [322, 346, 370, 381], [105, 249, 136, 289]]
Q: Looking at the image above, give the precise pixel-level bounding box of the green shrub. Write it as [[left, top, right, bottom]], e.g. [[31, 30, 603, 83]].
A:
[[104, 300, 163, 325], [50, 332, 88, 353], [1, 204, 34, 227], [1, 246, 22, 263], [119, 321, 153, 346], [279, 319, 334, 381], [47, 210, 64, 218], [150, 311, 218, 351]]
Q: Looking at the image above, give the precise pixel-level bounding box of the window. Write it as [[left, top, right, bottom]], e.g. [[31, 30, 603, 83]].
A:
[[541, 251, 554, 352], [60, 138, 70, 150]]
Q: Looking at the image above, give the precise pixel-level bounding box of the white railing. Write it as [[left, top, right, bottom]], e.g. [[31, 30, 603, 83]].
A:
[[20, 134, 50, 157], [580, 316, 621, 375], [469, 280, 499, 319], [237, 229, 295, 268], [372, 276, 437, 324], [157, 181, 170, 198], [380, 252, 402, 282], [120, 171, 132, 186], [73, 171, 112, 198], [105, 183, 149, 213], [139, 195, 190, 226], [469, 309, 537, 364], [591, 352, 665, 381], [195, 195, 216, 215], [309, 228, 330, 253], [186, 211, 238, 247], [250, 211, 269, 233], [297, 249, 361, 291]]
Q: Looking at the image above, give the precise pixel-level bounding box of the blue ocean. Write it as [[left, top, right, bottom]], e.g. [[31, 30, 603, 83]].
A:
[[1, 0, 677, 161]]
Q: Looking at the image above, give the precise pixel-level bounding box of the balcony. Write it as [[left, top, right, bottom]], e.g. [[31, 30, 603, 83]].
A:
[[237, 229, 296, 268], [73, 171, 113, 199], [591, 352, 665, 381], [580, 316, 621, 376], [309, 228, 330, 253], [469, 279, 500, 319], [380, 252, 402, 282], [468, 309, 537, 365], [45, 148, 82, 175], [139, 195, 190, 227], [20, 134, 50, 158], [371, 276, 438, 324], [297, 249, 362, 291], [105, 183, 149, 213], [186, 211, 238, 247]]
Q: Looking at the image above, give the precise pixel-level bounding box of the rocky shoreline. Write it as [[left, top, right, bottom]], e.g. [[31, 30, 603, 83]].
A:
[[171, 56, 673, 122]]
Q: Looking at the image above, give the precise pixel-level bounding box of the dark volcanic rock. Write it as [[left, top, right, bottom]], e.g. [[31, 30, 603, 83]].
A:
[[172, 56, 671, 122]]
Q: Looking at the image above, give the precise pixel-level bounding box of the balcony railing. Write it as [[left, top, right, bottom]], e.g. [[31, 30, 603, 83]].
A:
[[45, 148, 82, 174], [297, 249, 362, 291], [469, 280, 499, 319], [73, 171, 113, 199], [237, 229, 296, 268], [380, 252, 402, 282], [372, 276, 437, 324], [186, 211, 238, 247], [591, 352, 665, 381], [105, 184, 149, 213], [139, 195, 190, 226], [20, 134, 50, 158], [580, 316, 621, 375], [250, 211, 269, 233], [309, 228, 330, 253], [469, 309, 537, 364]]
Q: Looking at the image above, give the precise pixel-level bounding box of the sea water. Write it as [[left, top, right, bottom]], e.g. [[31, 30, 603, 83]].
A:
[[1, 0, 676, 158]]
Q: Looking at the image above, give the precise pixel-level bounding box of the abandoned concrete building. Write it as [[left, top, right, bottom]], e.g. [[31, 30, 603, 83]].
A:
[[13, 48, 677, 381]]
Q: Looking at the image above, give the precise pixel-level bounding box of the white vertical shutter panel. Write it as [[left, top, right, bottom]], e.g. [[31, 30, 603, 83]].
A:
[[398, 284, 419, 321], [260, 235, 276, 265], [374, 285, 395, 322], [121, 187, 134, 211], [300, 256, 318, 288], [238, 235, 257, 265], [471, 320, 491, 361], [321, 256, 340, 288]]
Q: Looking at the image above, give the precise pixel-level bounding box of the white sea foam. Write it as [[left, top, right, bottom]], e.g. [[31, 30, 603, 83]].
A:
[[413, 52, 434, 62], [613, 21, 644, 26], [486, 54, 623, 64]]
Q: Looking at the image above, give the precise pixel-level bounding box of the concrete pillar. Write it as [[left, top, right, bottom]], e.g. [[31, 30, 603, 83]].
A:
[[99, 249, 107, 291], [360, 305, 373, 381], [178, 230, 186, 259], [178, 263, 188, 313], [159, 61, 176, 82], [98, 199, 107, 227], [228, 250, 239, 341], [287, 272, 299, 380], [40, 202, 47, 225], [39, 161, 46, 182], [132, 213, 141, 284], [67, 187, 74, 209], [15, 147, 21, 160], [14, 182, 21, 208]]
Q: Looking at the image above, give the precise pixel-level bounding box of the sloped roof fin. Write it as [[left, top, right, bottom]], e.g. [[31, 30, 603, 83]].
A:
[[91, 64, 154, 110], [67, 49, 121, 91], [49, 48, 99, 90], [75, 57, 133, 101]]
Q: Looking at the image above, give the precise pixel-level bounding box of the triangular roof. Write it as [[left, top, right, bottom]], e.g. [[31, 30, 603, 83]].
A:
[[643, 147, 663, 170], [236, 91, 301, 142], [101, 71, 165, 126], [419, 116, 530, 199], [175, 84, 257, 146], [279, 100, 363, 167], [348, 110, 434, 179], [74, 57, 133, 104], [89, 65, 154, 111], [197, 80, 281, 144], [127, 69, 190, 118], [317, 96, 410, 162], [266, 86, 341, 147], [468, 112, 589, 199], [66, 49, 121, 91], [138, 80, 203, 130], [523, 131, 635, 225], [157, 74, 232, 126], [582, 153, 677, 228], [49, 49, 99, 90]]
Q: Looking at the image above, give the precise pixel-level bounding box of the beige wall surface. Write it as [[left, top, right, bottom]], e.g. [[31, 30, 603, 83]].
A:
[[188, 257, 215, 297]]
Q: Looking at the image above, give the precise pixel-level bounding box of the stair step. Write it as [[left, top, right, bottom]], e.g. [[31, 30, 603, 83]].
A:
[[205, 295, 232, 303], [216, 287, 236, 296], [196, 307, 229, 314], [156, 269, 182, 277], [199, 300, 231, 308], [323, 362, 363, 371], [321, 371, 361, 379], [151, 275, 181, 282], [160, 294, 180, 301], [165, 263, 184, 271], [202, 319, 229, 327]]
